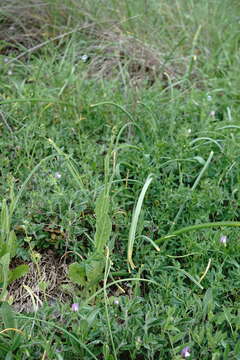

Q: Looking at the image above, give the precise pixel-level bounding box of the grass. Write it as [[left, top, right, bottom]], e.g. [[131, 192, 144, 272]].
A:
[[0, 0, 240, 358]]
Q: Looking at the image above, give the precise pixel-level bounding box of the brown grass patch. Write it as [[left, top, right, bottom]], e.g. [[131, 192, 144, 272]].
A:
[[9, 253, 71, 313], [84, 27, 182, 88], [0, 1, 52, 55], [0, 1, 185, 87]]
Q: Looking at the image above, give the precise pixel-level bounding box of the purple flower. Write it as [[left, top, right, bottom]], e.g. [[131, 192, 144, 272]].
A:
[[71, 303, 79, 312], [181, 346, 191, 358], [220, 235, 228, 246]]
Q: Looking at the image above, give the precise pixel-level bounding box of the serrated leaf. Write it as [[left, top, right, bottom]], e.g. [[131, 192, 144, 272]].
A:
[[8, 265, 29, 285], [94, 190, 112, 253], [85, 253, 105, 286], [0, 200, 10, 244], [68, 262, 87, 286]]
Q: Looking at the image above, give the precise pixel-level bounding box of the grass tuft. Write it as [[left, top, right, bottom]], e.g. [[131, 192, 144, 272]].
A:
[[1, 0, 240, 358]]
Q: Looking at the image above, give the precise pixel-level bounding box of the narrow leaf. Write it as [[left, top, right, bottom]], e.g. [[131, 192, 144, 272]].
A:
[[128, 174, 154, 270], [0, 200, 10, 243], [7, 231, 17, 258], [0, 253, 10, 301]]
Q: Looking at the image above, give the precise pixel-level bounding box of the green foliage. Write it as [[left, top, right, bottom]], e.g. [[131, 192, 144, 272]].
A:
[[127, 174, 154, 270], [8, 265, 29, 284], [94, 190, 112, 254], [1, 0, 240, 358], [1, 301, 16, 330], [68, 175, 112, 294], [0, 199, 28, 301], [0, 302, 24, 357]]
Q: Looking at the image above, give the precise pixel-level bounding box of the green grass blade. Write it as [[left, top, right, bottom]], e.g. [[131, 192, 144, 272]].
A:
[[164, 266, 204, 290], [90, 102, 134, 122], [156, 221, 240, 245], [170, 151, 214, 230], [127, 174, 154, 270]]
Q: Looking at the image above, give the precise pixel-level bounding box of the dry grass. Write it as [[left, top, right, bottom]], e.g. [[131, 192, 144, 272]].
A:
[[0, 1, 186, 87], [85, 27, 181, 88], [9, 253, 69, 313], [0, 1, 52, 54]]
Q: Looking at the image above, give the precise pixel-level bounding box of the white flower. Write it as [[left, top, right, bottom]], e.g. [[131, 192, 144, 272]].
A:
[[54, 172, 62, 179], [81, 54, 89, 63], [181, 346, 191, 358], [220, 235, 228, 246]]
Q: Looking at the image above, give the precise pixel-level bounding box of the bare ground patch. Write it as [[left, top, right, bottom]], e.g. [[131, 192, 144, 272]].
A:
[[9, 253, 71, 313]]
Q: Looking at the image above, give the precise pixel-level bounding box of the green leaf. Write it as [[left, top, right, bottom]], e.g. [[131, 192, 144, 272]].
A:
[[68, 262, 87, 286], [94, 190, 112, 253], [5, 351, 14, 360], [0, 200, 10, 244], [1, 302, 16, 330], [128, 174, 154, 269], [8, 265, 29, 285], [7, 231, 17, 258], [0, 244, 9, 259], [0, 253, 10, 301], [85, 253, 105, 286]]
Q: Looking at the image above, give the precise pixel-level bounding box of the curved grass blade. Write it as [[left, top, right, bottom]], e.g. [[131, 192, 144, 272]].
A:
[[156, 221, 240, 245], [127, 174, 154, 270]]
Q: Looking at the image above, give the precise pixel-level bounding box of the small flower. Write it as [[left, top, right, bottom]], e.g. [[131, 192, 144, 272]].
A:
[[135, 336, 142, 349], [209, 110, 215, 117], [54, 172, 61, 179], [8, 70, 13, 76], [181, 346, 191, 358], [81, 54, 89, 63], [71, 303, 79, 312], [114, 298, 119, 305], [207, 95, 212, 101], [220, 235, 228, 246]]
